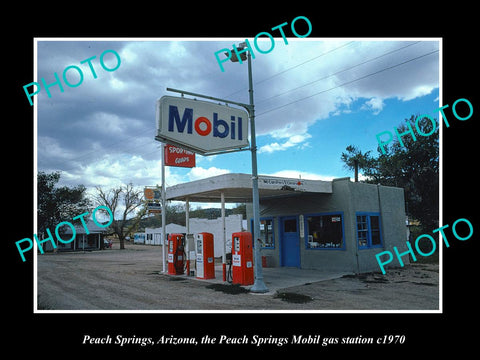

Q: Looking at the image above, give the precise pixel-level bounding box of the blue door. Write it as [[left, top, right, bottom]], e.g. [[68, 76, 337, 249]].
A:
[[280, 216, 300, 267]]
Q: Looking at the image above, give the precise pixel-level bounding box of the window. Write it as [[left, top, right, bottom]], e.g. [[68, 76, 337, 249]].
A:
[[357, 215, 368, 247], [250, 218, 275, 249], [370, 216, 381, 246], [283, 219, 297, 232], [305, 213, 344, 249], [260, 218, 275, 248], [356, 213, 383, 249]]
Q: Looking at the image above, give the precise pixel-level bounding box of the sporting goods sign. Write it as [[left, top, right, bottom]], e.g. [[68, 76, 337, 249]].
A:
[[164, 144, 196, 168]]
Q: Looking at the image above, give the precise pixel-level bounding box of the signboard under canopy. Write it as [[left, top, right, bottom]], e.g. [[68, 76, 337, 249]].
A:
[[164, 144, 196, 168]]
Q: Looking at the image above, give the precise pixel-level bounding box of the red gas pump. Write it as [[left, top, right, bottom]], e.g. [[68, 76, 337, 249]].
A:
[[232, 232, 254, 285], [168, 233, 185, 275], [195, 232, 215, 279]]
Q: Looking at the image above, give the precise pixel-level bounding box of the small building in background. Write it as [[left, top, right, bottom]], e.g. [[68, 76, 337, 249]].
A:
[[43, 219, 107, 252]]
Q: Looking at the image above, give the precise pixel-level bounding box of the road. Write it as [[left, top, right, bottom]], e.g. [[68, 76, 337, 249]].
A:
[[37, 244, 439, 311]]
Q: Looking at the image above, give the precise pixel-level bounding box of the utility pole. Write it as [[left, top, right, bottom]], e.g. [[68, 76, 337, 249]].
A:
[[244, 47, 268, 293], [161, 42, 269, 292], [161, 143, 166, 273]]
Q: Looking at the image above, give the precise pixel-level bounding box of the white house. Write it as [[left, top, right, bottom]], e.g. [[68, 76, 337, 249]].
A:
[[134, 215, 245, 257], [43, 219, 107, 252], [144, 223, 187, 245]]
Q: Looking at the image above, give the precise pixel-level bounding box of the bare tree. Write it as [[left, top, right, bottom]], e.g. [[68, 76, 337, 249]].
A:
[[94, 183, 147, 249]]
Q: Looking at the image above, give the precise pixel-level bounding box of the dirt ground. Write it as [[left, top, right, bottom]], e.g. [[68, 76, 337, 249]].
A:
[[37, 244, 439, 311]]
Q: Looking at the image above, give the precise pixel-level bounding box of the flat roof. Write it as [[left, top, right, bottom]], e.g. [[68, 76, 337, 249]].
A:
[[166, 173, 333, 203]]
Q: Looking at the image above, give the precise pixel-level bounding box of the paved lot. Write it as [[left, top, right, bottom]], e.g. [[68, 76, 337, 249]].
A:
[[37, 244, 439, 311]]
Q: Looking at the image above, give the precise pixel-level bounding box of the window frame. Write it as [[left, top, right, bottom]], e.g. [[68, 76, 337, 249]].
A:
[[304, 212, 345, 250], [356, 212, 383, 250], [250, 217, 275, 249]]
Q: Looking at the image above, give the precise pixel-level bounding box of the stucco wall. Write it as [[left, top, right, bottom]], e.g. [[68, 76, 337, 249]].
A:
[[247, 178, 408, 273], [189, 214, 245, 257]]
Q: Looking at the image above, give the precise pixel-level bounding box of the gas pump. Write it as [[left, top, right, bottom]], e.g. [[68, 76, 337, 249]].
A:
[[232, 232, 254, 285], [168, 233, 185, 275], [195, 232, 215, 279]]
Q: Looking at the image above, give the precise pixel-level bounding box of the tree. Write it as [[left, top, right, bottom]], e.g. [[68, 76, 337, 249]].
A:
[[231, 203, 247, 219], [37, 171, 90, 235], [340, 145, 378, 182], [94, 183, 147, 249], [341, 115, 439, 232]]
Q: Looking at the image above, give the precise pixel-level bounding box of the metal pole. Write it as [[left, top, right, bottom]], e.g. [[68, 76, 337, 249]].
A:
[[166, 87, 249, 110], [221, 192, 226, 282], [247, 50, 269, 293], [185, 197, 190, 276], [185, 197, 190, 235], [161, 143, 167, 273]]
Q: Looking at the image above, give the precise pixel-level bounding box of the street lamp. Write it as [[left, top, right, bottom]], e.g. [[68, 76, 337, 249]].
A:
[[229, 42, 269, 293]]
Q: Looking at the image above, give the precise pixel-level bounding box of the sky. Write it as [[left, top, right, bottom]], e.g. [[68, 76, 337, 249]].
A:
[[35, 38, 440, 207]]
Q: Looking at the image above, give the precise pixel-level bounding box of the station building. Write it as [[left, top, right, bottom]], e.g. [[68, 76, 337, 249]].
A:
[[166, 173, 409, 273]]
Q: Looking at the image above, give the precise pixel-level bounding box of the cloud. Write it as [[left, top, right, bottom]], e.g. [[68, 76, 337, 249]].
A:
[[259, 132, 311, 154], [186, 166, 231, 181], [361, 97, 385, 115], [37, 136, 76, 167], [61, 154, 159, 188], [265, 170, 336, 181], [36, 39, 439, 194], [249, 40, 439, 138], [332, 41, 439, 100]]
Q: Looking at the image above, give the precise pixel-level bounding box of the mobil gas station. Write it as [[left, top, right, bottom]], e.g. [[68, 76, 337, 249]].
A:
[[154, 47, 408, 294], [155, 84, 409, 293], [161, 172, 408, 294]]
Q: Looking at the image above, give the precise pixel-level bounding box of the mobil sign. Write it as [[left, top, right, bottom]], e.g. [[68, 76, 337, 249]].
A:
[[156, 96, 249, 155]]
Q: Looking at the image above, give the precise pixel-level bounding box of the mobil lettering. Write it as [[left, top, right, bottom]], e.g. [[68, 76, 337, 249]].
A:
[[156, 96, 249, 155], [168, 105, 243, 141]]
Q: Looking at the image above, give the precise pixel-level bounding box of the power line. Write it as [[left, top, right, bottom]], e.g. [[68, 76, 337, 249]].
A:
[[45, 43, 358, 171], [41, 44, 439, 175], [225, 41, 356, 99], [256, 49, 439, 117], [255, 41, 357, 86], [256, 41, 421, 105]]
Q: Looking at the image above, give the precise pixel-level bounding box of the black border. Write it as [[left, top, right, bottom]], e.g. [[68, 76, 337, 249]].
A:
[[8, 4, 478, 355]]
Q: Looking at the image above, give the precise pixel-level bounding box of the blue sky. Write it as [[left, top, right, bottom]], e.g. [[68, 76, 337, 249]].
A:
[[35, 38, 440, 206], [166, 89, 440, 185]]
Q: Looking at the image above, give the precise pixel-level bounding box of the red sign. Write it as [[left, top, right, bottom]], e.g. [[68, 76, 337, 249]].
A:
[[164, 144, 196, 168]]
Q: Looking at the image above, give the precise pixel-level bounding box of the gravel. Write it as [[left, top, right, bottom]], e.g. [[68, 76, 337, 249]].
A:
[[37, 244, 439, 311]]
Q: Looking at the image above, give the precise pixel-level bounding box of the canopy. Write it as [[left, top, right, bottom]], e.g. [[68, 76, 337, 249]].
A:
[[166, 173, 332, 203]]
